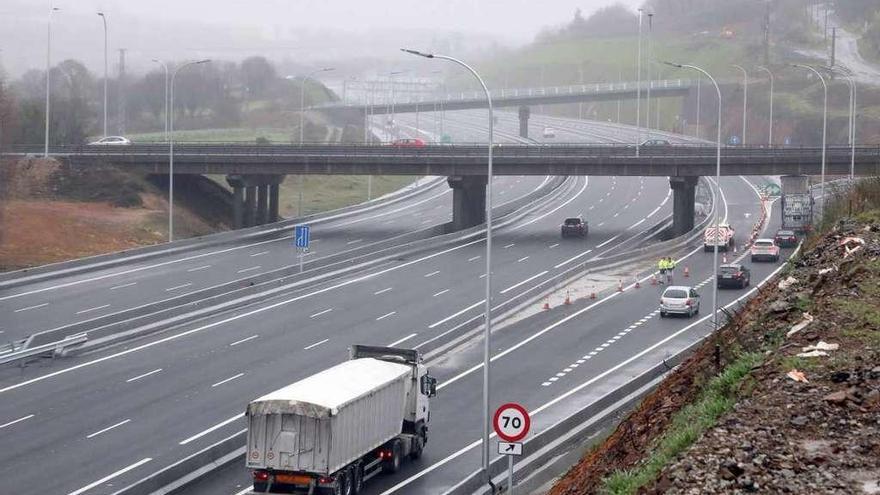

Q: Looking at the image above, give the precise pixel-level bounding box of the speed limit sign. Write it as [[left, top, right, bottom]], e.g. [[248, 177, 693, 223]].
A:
[[493, 402, 531, 442]]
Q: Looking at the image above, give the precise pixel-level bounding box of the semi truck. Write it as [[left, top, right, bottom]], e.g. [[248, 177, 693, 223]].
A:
[[780, 175, 814, 233], [245, 345, 437, 495]]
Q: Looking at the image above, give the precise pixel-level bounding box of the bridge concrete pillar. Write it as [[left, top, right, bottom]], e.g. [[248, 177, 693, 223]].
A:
[[669, 176, 699, 237], [268, 184, 280, 223], [232, 186, 245, 229], [518, 106, 531, 139], [245, 186, 258, 228], [448, 175, 488, 231], [256, 184, 269, 225]]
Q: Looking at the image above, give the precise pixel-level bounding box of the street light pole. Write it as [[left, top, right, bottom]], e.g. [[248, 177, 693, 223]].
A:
[[44, 5, 60, 158], [388, 70, 403, 141], [151, 59, 169, 142], [646, 13, 653, 136], [792, 64, 827, 208], [402, 47, 495, 485], [299, 67, 335, 145], [665, 61, 722, 333], [695, 75, 701, 140], [756, 66, 774, 145], [731, 64, 748, 145], [636, 8, 643, 156], [829, 67, 856, 181], [168, 59, 210, 242], [97, 12, 108, 138]]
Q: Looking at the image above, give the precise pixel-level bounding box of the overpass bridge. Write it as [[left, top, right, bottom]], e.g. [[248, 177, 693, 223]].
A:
[[316, 79, 695, 139], [8, 143, 878, 234]]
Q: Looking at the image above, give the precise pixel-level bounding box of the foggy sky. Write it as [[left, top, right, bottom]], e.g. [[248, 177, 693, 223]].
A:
[[0, 0, 642, 76]]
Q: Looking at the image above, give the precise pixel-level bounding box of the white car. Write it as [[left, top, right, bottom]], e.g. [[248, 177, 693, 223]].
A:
[[660, 286, 701, 318], [750, 238, 780, 262], [88, 136, 131, 146], [542, 127, 556, 138]]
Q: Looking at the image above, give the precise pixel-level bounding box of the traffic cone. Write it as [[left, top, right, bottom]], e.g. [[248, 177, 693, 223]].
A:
[[618, 280, 624, 292], [590, 291, 596, 300], [651, 274, 658, 285], [684, 266, 690, 278], [634, 277, 641, 289], [564, 290, 572, 305], [733, 244, 738, 254], [542, 297, 550, 311], [722, 253, 728, 264]]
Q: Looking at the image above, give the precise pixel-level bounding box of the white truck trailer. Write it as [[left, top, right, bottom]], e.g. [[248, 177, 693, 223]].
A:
[[780, 175, 814, 233], [246, 345, 437, 495]]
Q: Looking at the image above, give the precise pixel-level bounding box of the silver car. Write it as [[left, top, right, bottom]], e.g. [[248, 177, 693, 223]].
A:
[[88, 136, 131, 146], [660, 286, 701, 318]]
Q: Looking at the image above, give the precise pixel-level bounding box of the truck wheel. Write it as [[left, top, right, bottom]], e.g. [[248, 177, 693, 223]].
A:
[[349, 465, 362, 495], [342, 469, 353, 495], [383, 440, 402, 474], [410, 429, 425, 460]]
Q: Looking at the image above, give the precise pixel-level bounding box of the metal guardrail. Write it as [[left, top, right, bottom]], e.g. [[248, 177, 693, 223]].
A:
[[5, 143, 879, 158], [0, 334, 87, 366]]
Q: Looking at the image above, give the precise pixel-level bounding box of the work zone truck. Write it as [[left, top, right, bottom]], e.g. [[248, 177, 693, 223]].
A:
[[780, 175, 814, 233], [704, 224, 735, 251], [246, 345, 437, 494]]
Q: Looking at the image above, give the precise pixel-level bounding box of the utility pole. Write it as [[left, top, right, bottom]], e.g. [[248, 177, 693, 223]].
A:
[[830, 27, 837, 67], [117, 48, 126, 135]]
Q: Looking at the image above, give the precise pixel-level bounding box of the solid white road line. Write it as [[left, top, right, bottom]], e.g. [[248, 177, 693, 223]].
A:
[[424, 270, 440, 278], [0, 236, 488, 395], [553, 249, 593, 269], [304, 339, 329, 350], [346, 239, 363, 245], [389, 333, 418, 347], [595, 235, 623, 249], [211, 373, 244, 388], [428, 300, 484, 329], [187, 265, 211, 272], [433, 289, 450, 297], [109, 282, 137, 290], [86, 419, 131, 439], [511, 177, 589, 231], [229, 335, 259, 346], [76, 304, 110, 315], [179, 414, 243, 445], [67, 457, 153, 495], [374, 287, 393, 295], [165, 283, 192, 292], [500, 270, 549, 294], [0, 414, 34, 429], [13, 303, 48, 313], [250, 251, 269, 257], [376, 311, 397, 321], [236, 266, 261, 274], [125, 369, 162, 383], [309, 308, 333, 318]]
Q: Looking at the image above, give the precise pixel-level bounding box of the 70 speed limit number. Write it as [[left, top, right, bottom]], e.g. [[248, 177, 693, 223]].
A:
[[493, 402, 531, 442]]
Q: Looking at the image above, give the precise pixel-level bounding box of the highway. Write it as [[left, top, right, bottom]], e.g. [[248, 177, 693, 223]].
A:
[[0, 111, 774, 495]]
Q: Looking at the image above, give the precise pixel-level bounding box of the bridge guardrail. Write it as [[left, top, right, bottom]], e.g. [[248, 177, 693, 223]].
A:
[[0, 333, 87, 367]]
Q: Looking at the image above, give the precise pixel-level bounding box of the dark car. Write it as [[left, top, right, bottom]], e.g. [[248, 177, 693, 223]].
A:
[[561, 216, 588, 238], [717, 263, 751, 289], [774, 229, 798, 248]]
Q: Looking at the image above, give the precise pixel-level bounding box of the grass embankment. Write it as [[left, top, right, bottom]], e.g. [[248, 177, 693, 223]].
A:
[[601, 353, 762, 494]]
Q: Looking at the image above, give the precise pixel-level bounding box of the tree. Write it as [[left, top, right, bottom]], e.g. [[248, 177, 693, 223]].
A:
[[240, 56, 277, 99]]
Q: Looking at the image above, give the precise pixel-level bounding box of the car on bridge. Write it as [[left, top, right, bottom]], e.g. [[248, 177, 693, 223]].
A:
[[542, 127, 556, 138], [751, 238, 780, 262], [717, 263, 751, 289], [561, 216, 588, 238], [641, 138, 671, 147], [88, 136, 131, 146], [660, 286, 701, 318], [774, 229, 799, 248], [390, 138, 426, 148]]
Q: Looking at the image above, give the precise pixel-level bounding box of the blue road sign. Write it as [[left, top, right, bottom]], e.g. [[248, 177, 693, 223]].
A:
[[294, 225, 310, 248]]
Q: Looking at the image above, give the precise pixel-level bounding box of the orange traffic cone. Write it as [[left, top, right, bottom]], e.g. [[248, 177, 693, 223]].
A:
[[564, 290, 572, 305], [684, 266, 690, 278], [618, 280, 624, 292], [733, 244, 738, 254], [651, 274, 658, 285], [722, 253, 728, 264], [590, 291, 596, 300], [542, 297, 551, 311], [634, 277, 641, 289]]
